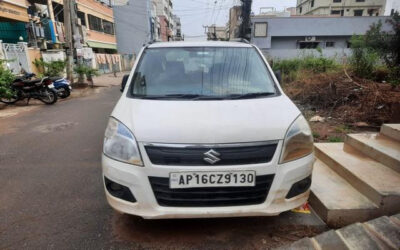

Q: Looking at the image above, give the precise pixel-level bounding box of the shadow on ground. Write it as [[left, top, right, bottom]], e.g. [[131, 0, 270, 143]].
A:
[[111, 211, 327, 249]]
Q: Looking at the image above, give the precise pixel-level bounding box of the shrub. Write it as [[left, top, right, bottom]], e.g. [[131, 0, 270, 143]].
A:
[[349, 13, 400, 85], [272, 58, 301, 75], [349, 35, 379, 78], [73, 64, 99, 86], [0, 60, 15, 99], [272, 53, 338, 83], [73, 64, 88, 83], [33, 58, 66, 77]]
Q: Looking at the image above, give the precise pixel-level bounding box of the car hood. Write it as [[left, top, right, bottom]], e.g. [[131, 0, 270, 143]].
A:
[[111, 95, 301, 144]]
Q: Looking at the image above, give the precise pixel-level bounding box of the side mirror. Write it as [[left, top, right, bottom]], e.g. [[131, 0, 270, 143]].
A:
[[120, 74, 129, 92], [274, 70, 282, 84]]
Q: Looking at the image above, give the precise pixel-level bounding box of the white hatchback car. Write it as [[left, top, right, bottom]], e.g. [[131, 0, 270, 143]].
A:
[[102, 41, 314, 219]]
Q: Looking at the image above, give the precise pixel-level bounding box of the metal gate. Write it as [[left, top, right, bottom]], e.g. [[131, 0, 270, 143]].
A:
[[2, 43, 30, 74]]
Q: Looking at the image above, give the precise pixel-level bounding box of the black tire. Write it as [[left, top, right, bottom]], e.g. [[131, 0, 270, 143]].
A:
[[58, 86, 71, 99], [39, 88, 58, 105], [0, 95, 19, 104], [0, 90, 19, 104]]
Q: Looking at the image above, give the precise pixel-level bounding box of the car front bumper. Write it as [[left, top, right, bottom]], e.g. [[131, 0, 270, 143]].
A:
[[102, 141, 314, 219]]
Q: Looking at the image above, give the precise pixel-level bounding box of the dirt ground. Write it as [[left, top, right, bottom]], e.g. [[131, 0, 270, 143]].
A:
[[283, 70, 400, 142]]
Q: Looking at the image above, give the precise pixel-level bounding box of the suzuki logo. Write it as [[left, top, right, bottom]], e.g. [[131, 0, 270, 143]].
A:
[[203, 149, 221, 164]]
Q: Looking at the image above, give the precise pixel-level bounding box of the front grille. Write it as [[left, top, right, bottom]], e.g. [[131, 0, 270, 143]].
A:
[[149, 174, 275, 207], [145, 142, 278, 166]]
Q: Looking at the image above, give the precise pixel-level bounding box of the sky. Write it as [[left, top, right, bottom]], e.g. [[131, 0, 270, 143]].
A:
[[173, 0, 297, 40]]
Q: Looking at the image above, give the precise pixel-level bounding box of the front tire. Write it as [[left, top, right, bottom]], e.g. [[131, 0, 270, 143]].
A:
[[39, 88, 58, 105], [58, 86, 71, 99], [0, 90, 19, 104]]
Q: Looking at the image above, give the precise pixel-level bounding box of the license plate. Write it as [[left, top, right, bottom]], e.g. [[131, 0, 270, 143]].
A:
[[169, 171, 256, 189]]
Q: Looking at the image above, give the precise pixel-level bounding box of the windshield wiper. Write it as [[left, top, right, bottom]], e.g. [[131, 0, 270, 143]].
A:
[[164, 94, 201, 99], [193, 95, 226, 100], [134, 94, 201, 99], [226, 92, 276, 99]]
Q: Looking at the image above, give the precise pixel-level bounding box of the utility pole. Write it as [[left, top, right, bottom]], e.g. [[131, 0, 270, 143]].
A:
[[239, 0, 252, 40], [63, 0, 78, 84]]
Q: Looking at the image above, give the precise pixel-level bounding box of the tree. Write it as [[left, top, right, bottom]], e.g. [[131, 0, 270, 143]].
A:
[[350, 12, 400, 84], [0, 60, 15, 99]]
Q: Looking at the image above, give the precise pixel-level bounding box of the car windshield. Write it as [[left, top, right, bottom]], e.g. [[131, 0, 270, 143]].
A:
[[129, 47, 277, 100]]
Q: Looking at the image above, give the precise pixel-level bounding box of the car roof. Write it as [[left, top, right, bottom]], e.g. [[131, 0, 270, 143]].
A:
[[147, 41, 253, 48]]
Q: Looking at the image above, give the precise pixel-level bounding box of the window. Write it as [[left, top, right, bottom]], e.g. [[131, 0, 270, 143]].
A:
[[88, 14, 102, 32], [254, 22, 267, 37], [354, 9, 363, 16], [129, 47, 277, 99], [103, 20, 114, 35], [311, 0, 314, 7], [77, 11, 86, 26], [368, 9, 375, 16], [391, 9, 395, 16], [356, 0, 365, 2], [299, 7, 302, 13], [333, 0, 341, 3], [299, 42, 320, 49], [326, 41, 335, 47], [331, 10, 341, 15]]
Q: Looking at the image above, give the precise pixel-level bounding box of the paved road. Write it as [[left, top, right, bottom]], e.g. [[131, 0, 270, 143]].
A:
[[0, 87, 327, 249]]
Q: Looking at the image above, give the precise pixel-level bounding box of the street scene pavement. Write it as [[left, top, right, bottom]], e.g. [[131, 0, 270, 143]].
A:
[[0, 75, 326, 249]]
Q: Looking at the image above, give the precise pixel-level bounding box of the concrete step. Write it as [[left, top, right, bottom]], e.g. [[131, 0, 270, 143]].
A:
[[313, 230, 349, 250], [364, 216, 400, 249], [310, 159, 378, 227], [381, 124, 400, 142], [279, 214, 400, 250], [337, 223, 387, 250], [345, 133, 400, 173], [315, 143, 400, 214]]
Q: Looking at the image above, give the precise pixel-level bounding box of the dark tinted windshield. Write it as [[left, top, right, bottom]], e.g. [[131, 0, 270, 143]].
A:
[[129, 47, 277, 99]]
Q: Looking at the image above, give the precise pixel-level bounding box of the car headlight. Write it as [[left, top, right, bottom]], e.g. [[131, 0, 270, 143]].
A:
[[280, 115, 313, 164], [103, 117, 143, 166]]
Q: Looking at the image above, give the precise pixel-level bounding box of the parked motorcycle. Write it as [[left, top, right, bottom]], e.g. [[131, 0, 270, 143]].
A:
[[0, 74, 58, 105], [50, 77, 71, 99]]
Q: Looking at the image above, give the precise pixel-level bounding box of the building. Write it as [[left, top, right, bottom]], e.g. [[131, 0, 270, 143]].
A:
[[152, 0, 180, 42], [172, 14, 182, 40], [0, 0, 31, 73], [114, 0, 151, 55], [250, 16, 392, 60], [228, 5, 241, 40], [114, 0, 181, 55], [206, 25, 228, 41], [154, 0, 174, 41], [296, 0, 385, 16], [0, 0, 30, 43], [0, 0, 125, 74], [151, 1, 161, 41], [258, 7, 291, 17], [384, 0, 400, 15]]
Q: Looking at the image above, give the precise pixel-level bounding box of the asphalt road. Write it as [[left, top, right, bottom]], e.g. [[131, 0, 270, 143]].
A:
[[0, 86, 327, 249]]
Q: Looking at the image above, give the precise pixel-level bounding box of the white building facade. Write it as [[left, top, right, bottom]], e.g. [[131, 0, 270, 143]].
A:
[[296, 0, 386, 16]]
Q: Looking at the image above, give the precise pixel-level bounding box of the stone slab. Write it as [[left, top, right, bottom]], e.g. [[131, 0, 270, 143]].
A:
[[364, 216, 400, 249]]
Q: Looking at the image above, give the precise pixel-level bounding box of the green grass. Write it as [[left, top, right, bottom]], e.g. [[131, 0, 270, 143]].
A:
[[334, 125, 351, 134], [312, 132, 320, 139], [328, 136, 343, 142], [272, 53, 339, 83]]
